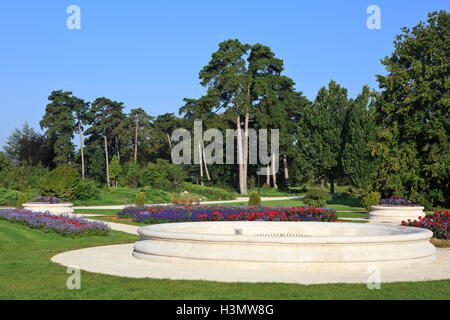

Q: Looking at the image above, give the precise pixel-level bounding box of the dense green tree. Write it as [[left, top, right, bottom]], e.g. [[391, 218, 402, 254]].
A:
[[296, 80, 350, 193], [372, 10, 449, 207], [0, 151, 13, 171], [4, 123, 55, 167], [195, 40, 301, 193], [199, 39, 251, 194], [128, 108, 154, 163], [86, 98, 125, 187], [121, 161, 141, 188], [109, 155, 122, 187], [40, 91, 79, 165], [150, 113, 185, 162], [249, 44, 301, 188], [342, 85, 377, 193]]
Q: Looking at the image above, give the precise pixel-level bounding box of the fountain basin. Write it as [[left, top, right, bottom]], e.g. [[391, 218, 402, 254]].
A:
[[133, 221, 436, 271]]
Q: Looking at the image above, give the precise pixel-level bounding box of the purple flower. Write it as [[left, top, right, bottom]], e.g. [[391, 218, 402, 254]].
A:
[[117, 205, 337, 224], [0, 209, 110, 237]]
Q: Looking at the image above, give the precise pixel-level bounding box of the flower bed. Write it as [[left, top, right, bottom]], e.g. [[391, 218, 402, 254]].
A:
[[118, 205, 337, 224], [402, 210, 449, 239], [0, 209, 110, 237], [379, 196, 420, 207]]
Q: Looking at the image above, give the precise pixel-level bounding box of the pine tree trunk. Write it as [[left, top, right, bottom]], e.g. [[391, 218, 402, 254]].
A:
[[115, 136, 120, 161], [78, 122, 85, 180], [330, 177, 335, 194], [167, 133, 172, 149], [266, 165, 270, 187], [104, 135, 110, 187], [134, 117, 138, 162]]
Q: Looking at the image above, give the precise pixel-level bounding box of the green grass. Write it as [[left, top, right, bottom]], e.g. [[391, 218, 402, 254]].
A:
[[87, 215, 142, 226], [74, 209, 121, 216], [248, 187, 303, 197], [0, 220, 449, 299]]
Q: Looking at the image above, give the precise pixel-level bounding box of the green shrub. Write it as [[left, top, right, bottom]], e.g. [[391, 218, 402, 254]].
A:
[[303, 188, 331, 207], [0, 164, 48, 192], [362, 191, 381, 213], [74, 179, 100, 200], [248, 191, 261, 206], [144, 189, 171, 204], [16, 192, 26, 209], [182, 183, 236, 201], [121, 162, 141, 188], [135, 192, 146, 206], [141, 159, 187, 191], [0, 187, 19, 206], [40, 166, 81, 200], [348, 187, 363, 199]]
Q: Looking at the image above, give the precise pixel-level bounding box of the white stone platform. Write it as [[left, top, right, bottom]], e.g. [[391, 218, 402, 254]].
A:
[[51, 244, 450, 284]]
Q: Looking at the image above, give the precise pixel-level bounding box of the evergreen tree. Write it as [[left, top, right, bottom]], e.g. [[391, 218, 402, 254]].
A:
[[40, 91, 79, 165], [199, 39, 251, 194], [4, 123, 55, 167], [342, 85, 377, 193], [296, 80, 350, 192], [86, 98, 125, 187], [372, 10, 449, 207], [109, 155, 122, 187]]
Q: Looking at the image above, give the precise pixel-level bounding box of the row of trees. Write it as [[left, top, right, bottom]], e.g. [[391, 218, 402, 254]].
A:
[[2, 11, 448, 207]]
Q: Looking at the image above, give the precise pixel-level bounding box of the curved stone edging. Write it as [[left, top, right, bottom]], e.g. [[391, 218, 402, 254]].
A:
[[369, 205, 425, 225]]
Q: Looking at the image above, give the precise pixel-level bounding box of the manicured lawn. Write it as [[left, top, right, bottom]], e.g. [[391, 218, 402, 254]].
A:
[[1, 220, 449, 300], [248, 187, 303, 197], [74, 209, 122, 216]]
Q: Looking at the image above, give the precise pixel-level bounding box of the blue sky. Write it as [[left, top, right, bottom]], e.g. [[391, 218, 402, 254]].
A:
[[0, 0, 448, 148]]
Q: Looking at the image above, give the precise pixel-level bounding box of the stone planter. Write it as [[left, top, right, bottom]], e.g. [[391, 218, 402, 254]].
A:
[[22, 202, 74, 215], [368, 205, 425, 225]]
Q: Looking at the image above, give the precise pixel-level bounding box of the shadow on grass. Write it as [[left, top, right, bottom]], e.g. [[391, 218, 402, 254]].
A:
[[326, 198, 362, 208]]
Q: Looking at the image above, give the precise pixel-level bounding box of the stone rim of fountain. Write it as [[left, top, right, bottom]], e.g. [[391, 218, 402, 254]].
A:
[[133, 221, 436, 271], [136, 221, 432, 244]]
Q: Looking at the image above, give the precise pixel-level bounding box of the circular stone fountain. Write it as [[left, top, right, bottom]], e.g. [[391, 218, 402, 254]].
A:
[[133, 221, 436, 271]]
